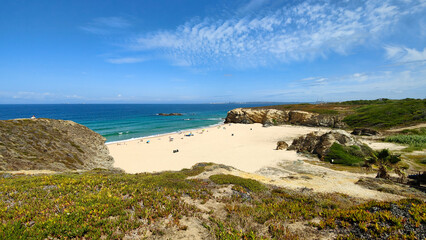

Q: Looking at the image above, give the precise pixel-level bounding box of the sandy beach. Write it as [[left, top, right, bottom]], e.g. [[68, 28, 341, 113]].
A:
[[108, 123, 405, 200], [108, 123, 326, 174]]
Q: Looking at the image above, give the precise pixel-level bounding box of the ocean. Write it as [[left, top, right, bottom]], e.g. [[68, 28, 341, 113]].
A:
[[0, 104, 280, 142]]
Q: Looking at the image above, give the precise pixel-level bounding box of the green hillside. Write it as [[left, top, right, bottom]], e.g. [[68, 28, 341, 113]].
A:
[[254, 98, 426, 129]]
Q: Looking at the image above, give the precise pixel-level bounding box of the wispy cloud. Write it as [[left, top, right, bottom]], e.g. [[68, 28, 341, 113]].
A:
[[12, 92, 54, 99], [257, 65, 426, 101], [239, 0, 270, 13], [385, 46, 426, 63], [125, 0, 425, 68], [81, 17, 131, 35], [106, 57, 145, 64]]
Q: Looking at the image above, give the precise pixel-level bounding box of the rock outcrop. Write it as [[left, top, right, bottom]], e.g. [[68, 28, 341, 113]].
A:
[[288, 130, 360, 158], [158, 113, 182, 116], [0, 118, 114, 171], [225, 108, 346, 128], [351, 128, 380, 136]]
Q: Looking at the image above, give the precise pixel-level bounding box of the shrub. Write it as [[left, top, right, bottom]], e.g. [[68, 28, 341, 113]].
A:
[[364, 149, 403, 179], [324, 143, 372, 166], [385, 135, 426, 151]]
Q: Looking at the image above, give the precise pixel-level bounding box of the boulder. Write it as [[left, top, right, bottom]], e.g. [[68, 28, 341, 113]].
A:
[[276, 141, 289, 150], [351, 128, 380, 136], [288, 130, 361, 158]]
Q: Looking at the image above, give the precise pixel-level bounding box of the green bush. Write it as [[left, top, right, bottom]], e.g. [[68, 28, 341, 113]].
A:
[[324, 143, 372, 166]]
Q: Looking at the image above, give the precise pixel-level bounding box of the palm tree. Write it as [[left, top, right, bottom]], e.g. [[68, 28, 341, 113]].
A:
[[364, 149, 404, 181]]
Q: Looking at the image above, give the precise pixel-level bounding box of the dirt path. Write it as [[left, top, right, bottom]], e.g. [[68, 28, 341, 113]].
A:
[[386, 123, 426, 132]]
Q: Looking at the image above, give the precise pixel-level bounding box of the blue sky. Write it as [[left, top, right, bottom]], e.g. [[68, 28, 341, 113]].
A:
[[0, 0, 425, 103]]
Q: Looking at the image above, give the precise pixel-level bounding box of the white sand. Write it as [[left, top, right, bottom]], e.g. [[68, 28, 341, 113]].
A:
[[108, 123, 325, 174]]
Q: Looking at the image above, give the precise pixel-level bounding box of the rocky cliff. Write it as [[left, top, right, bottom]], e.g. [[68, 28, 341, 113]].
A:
[[225, 108, 346, 128], [0, 118, 114, 171]]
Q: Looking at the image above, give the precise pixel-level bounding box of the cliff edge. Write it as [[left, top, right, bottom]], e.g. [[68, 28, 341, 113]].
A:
[[225, 108, 346, 128], [0, 118, 114, 171]]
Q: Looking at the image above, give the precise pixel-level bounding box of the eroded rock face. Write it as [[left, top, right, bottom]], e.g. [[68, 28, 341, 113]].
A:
[[225, 108, 346, 128], [288, 130, 359, 158], [276, 141, 289, 150], [0, 118, 114, 171]]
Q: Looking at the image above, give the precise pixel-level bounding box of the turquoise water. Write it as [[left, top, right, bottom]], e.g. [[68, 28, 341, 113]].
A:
[[0, 104, 283, 142]]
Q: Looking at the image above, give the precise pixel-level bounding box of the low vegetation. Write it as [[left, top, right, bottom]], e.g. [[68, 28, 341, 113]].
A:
[[252, 103, 346, 115], [385, 127, 426, 152], [209, 174, 266, 192], [0, 118, 113, 171], [0, 165, 211, 239], [324, 143, 374, 166], [315, 198, 425, 239], [1, 164, 425, 239], [342, 98, 425, 129]]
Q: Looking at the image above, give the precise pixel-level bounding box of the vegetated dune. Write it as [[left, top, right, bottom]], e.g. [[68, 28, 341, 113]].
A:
[[0, 118, 114, 171]]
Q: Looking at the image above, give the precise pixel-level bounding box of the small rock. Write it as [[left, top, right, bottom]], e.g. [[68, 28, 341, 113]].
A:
[[276, 141, 288, 150]]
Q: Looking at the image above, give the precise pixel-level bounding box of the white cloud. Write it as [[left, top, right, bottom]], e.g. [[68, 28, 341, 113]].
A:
[[125, 0, 424, 68], [106, 57, 145, 64], [385, 46, 426, 62]]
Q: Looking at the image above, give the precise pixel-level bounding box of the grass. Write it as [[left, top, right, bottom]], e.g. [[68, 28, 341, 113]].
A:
[[400, 127, 426, 135], [209, 174, 266, 192], [252, 98, 425, 129], [385, 135, 426, 151], [342, 98, 426, 129], [324, 143, 373, 166], [384, 127, 426, 152], [306, 109, 339, 115], [0, 118, 111, 171]]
